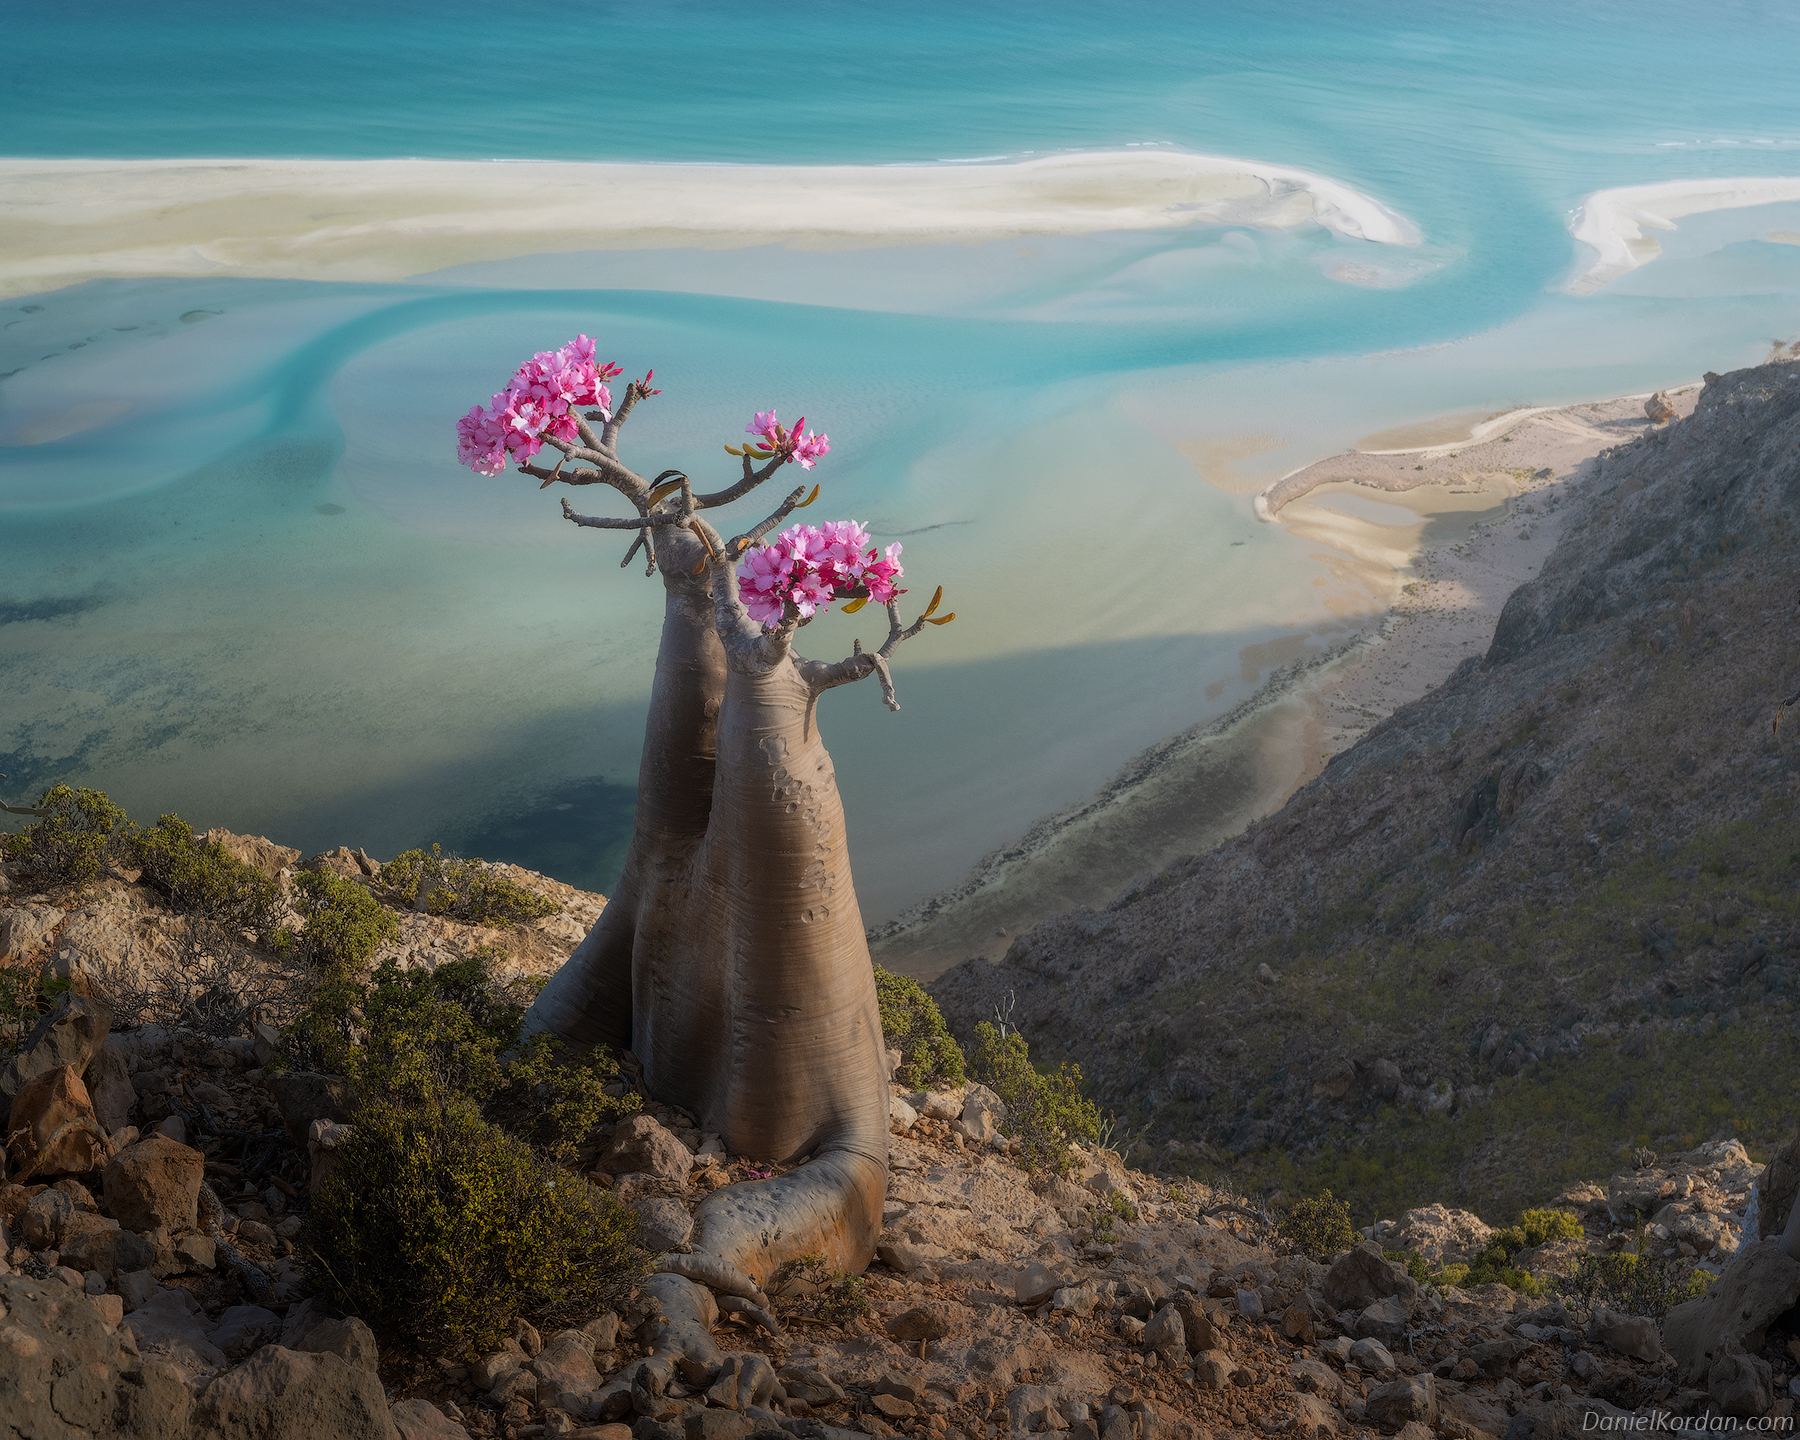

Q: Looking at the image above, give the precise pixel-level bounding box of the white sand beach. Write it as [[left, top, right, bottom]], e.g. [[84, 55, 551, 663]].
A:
[[871, 383, 1703, 979], [1566, 176, 1800, 294], [0, 150, 1417, 300]]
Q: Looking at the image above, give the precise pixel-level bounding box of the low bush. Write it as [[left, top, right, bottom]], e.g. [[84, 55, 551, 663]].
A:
[[3, 785, 128, 889], [1424, 1208, 1582, 1295], [292, 953, 645, 1354], [1556, 1247, 1707, 1320], [785, 1254, 870, 1326], [873, 964, 965, 1090], [971, 1021, 1101, 1177], [126, 814, 286, 944], [292, 869, 398, 976], [378, 844, 560, 929], [1278, 1191, 1357, 1261], [307, 1093, 643, 1357]]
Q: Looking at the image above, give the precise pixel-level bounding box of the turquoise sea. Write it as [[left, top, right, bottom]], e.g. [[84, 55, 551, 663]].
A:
[[4, 0, 1800, 915]]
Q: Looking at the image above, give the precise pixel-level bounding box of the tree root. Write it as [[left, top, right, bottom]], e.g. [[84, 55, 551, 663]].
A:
[[689, 1146, 886, 1287]]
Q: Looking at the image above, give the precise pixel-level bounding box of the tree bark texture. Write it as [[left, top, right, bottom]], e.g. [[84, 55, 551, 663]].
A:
[[524, 523, 888, 1284]]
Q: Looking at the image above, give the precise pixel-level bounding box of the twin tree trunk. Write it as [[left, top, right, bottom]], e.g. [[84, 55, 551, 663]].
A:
[[523, 522, 890, 1284]]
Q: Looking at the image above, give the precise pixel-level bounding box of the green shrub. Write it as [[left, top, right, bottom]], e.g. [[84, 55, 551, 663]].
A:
[[6, 785, 128, 888], [305, 1093, 645, 1357], [873, 965, 965, 1089], [971, 1021, 1101, 1177], [1556, 1249, 1707, 1320], [378, 844, 560, 928], [1279, 1191, 1357, 1261], [788, 1254, 870, 1326], [292, 869, 398, 976], [126, 814, 286, 943], [1516, 1208, 1585, 1247]]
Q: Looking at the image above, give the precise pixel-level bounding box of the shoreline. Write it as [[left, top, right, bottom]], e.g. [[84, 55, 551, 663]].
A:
[[0, 149, 1415, 301], [873, 382, 1703, 981]]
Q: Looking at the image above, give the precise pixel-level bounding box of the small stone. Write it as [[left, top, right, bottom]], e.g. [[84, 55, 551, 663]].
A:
[[871, 1393, 916, 1419], [102, 1133, 204, 1233], [295, 1314, 381, 1374], [1350, 1338, 1396, 1372], [1590, 1307, 1661, 1363], [49, 1263, 84, 1289], [1365, 1374, 1437, 1430], [1354, 1294, 1412, 1344], [886, 1302, 962, 1342], [1144, 1304, 1187, 1368], [600, 1115, 693, 1189], [1014, 1261, 1059, 1307], [889, 1095, 918, 1133], [117, 1269, 159, 1311], [174, 1235, 216, 1272], [19, 1189, 73, 1250], [1235, 1288, 1263, 1320], [152, 1113, 188, 1145]]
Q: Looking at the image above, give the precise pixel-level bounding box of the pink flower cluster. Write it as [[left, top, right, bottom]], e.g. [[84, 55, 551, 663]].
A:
[[455, 335, 624, 476], [737, 520, 904, 626], [744, 410, 831, 469]]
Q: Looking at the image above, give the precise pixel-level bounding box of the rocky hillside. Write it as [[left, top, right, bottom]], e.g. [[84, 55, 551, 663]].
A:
[[932, 358, 1800, 1222]]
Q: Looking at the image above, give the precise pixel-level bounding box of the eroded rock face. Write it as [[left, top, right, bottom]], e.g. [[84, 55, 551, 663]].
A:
[[193, 1344, 401, 1440], [8, 1063, 109, 1175], [0, 903, 63, 965], [202, 829, 301, 879], [0, 990, 112, 1106], [102, 1133, 205, 1234], [1753, 1130, 1800, 1243], [1374, 1203, 1495, 1267]]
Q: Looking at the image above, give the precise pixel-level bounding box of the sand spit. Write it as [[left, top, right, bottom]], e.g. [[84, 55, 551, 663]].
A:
[[872, 386, 1700, 981], [0, 150, 1416, 300], [1565, 175, 1800, 294]]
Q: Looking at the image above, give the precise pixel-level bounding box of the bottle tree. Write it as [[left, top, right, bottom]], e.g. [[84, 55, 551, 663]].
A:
[[456, 338, 952, 1293]]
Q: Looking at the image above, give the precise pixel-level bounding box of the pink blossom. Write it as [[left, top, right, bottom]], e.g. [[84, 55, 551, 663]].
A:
[[790, 428, 831, 469], [736, 521, 903, 627], [747, 410, 780, 439], [453, 334, 623, 474]]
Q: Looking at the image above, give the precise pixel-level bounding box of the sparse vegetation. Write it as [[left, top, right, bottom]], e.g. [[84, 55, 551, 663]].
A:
[[874, 963, 966, 1089], [785, 1253, 871, 1326], [971, 1020, 1101, 1177], [292, 868, 399, 976], [2, 784, 128, 889], [126, 813, 287, 944], [1278, 1191, 1357, 1261], [1556, 1247, 1708, 1320], [294, 953, 644, 1355], [377, 843, 561, 928]]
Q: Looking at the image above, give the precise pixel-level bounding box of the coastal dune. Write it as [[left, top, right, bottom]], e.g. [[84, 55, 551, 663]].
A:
[[0, 150, 1417, 299]]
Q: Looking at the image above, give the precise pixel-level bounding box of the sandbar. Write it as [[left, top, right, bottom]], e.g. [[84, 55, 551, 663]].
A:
[[1566, 176, 1800, 294], [0, 150, 1417, 302]]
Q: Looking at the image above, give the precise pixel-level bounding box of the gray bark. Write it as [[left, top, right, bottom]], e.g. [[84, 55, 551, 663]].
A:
[[520, 419, 922, 1286]]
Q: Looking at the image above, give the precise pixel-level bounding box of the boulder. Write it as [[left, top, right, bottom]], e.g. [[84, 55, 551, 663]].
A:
[[297, 1316, 381, 1375], [194, 1344, 402, 1439], [8, 1063, 109, 1175], [958, 1086, 1004, 1146], [202, 828, 301, 879], [599, 1115, 692, 1189], [1589, 1308, 1660, 1362], [630, 1196, 694, 1253], [1645, 391, 1678, 425], [61, 1214, 155, 1281], [0, 904, 63, 964], [0, 990, 111, 1105], [1349, 1337, 1396, 1372], [1365, 1374, 1437, 1431], [1381, 1204, 1496, 1268], [1352, 1295, 1411, 1344], [20, 1187, 75, 1248], [1664, 1240, 1800, 1384], [1144, 1303, 1187, 1367], [391, 1397, 474, 1440], [1171, 1292, 1216, 1352], [87, 1036, 138, 1134], [1324, 1243, 1420, 1311], [124, 1285, 230, 1373], [263, 1071, 356, 1151], [102, 1134, 206, 1234], [1754, 1131, 1800, 1243], [1708, 1351, 1773, 1419], [889, 1095, 918, 1132], [1014, 1261, 1060, 1307], [886, 1301, 966, 1342], [531, 1327, 600, 1413], [211, 1305, 284, 1363]]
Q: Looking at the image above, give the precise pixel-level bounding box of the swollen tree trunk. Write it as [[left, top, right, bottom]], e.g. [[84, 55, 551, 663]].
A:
[[524, 523, 889, 1283]]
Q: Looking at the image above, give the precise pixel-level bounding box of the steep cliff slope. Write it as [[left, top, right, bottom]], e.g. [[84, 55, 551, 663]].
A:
[[933, 360, 1800, 1221]]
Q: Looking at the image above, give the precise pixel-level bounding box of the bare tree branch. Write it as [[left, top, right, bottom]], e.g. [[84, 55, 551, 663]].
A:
[[561, 499, 694, 532], [692, 452, 793, 511], [796, 589, 954, 710]]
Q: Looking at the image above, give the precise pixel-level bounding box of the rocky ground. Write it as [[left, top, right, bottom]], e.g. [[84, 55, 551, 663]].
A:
[[931, 359, 1800, 1219], [3, 875, 1798, 1440]]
